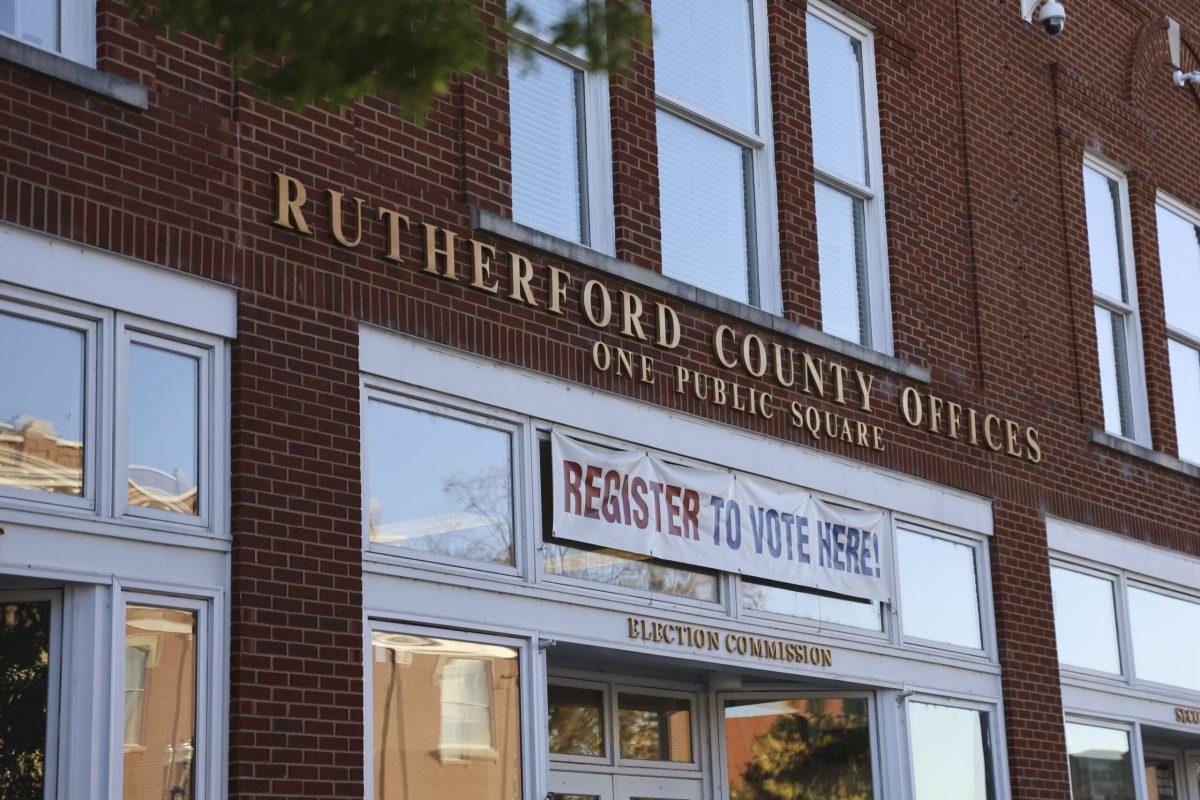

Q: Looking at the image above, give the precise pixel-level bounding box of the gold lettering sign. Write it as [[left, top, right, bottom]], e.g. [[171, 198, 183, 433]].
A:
[[625, 616, 834, 668], [1177, 706, 1200, 725], [269, 173, 1043, 463]]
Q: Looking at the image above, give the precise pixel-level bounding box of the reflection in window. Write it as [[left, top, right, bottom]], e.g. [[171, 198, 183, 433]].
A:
[[1145, 757, 1178, 800], [1050, 566, 1121, 674], [0, 599, 51, 800], [1156, 202, 1200, 462], [618, 693, 692, 763], [725, 696, 872, 800], [129, 344, 200, 516], [548, 684, 605, 757], [1127, 586, 1200, 691], [0, 311, 85, 497], [372, 632, 521, 800], [0, 0, 59, 52], [123, 605, 197, 800], [908, 703, 993, 800], [897, 528, 982, 649], [542, 542, 719, 602], [741, 580, 882, 631], [1065, 723, 1135, 800], [368, 401, 515, 565]]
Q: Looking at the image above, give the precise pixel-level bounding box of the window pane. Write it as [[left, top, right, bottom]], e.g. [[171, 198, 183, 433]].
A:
[[653, 0, 756, 130], [129, 344, 200, 516], [0, 599, 51, 800], [1094, 305, 1133, 438], [816, 182, 869, 345], [897, 528, 983, 649], [123, 605, 197, 800], [1083, 167, 1128, 302], [1065, 723, 1135, 800], [1050, 567, 1121, 674], [908, 703, 993, 800], [1127, 586, 1200, 691], [368, 401, 515, 565], [373, 633, 521, 800], [741, 580, 882, 631], [658, 110, 754, 304], [725, 696, 872, 799], [0, 311, 85, 497], [1168, 339, 1200, 463], [511, 0, 573, 39], [542, 542, 719, 602], [618, 693, 692, 762], [510, 50, 585, 244], [807, 12, 867, 183], [1157, 204, 1200, 339], [548, 684, 605, 757], [0, 0, 58, 51], [1145, 757, 1179, 800]]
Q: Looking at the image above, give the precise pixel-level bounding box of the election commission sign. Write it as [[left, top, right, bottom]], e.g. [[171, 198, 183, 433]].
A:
[[551, 432, 891, 603]]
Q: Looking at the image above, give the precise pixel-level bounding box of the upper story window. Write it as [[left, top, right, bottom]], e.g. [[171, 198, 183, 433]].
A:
[[807, 1, 889, 351], [653, 0, 779, 309], [508, 0, 614, 252], [1082, 157, 1146, 443], [0, 0, 95, 65], [1156, 195, 1200, 463], [895, 525, 986, 652]]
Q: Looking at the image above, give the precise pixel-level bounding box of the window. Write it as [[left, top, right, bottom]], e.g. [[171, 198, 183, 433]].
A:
[[896, 527, 984, 650], [366, 398, 517, 567], [654, 0, 778, 308], [1064, 721, 1136, 800], [741, 579, 882, 631], [808, 2, 889, 350], [1156, 196, 1200, 463], [0, 591, 61, 800], [123, 646, 150, 747], [548, 682, 607, 758], [371, 630, 522, 799], [1083, 158, 1145, 441], [616, 692, 693, 763], [1050, 565, 1121, 675], [1126, 585, 1200, 691], [508, 0, 613, 251], [907, 702, 995, 800], [0, 0, 95, 65]]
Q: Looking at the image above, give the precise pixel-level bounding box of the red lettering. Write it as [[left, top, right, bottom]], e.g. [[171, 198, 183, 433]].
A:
[[666, 484, 683, 536], [683, 489, 700, 540], [631, 477, 649, 528], [601, 469, 621, 522], [648, 481, 665, 532], [583, 464, 602, 519], [562, 460, 584, 515]]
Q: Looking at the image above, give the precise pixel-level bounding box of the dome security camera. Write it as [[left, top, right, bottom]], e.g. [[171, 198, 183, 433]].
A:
[[1038, 1, 1066, 35]]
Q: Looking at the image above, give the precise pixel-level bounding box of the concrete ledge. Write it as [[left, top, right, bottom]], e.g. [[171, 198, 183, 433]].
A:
[[1087, 427, 1200, 480], [473, 208, 931, 384], [0, 36, 148, 110]]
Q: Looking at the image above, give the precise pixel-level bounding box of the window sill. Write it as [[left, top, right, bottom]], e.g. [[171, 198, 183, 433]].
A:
[[1086, 427, 1200, 481], [0, 35, 148, 110], [472, 208, 931, 384]]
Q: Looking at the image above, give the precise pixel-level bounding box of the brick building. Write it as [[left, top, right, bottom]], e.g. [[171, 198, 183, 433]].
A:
[[0, 0, 1198, 798]]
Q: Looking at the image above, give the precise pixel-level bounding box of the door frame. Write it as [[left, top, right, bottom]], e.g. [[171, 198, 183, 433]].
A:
[[1143, 747, 1187, 800], [1184, 750, 1200, 799]]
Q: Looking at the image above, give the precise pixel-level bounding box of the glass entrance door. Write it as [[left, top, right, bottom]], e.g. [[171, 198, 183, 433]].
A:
[[720, 693, 875, 800]]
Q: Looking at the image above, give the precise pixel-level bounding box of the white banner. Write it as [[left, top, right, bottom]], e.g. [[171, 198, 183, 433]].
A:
[[551, 432, 891, 603]]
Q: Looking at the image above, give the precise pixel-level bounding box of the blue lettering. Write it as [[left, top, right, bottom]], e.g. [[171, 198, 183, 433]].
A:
[[725, 500, 742, 550], [796, 516, 810, 564], [766, 510, 782, 557], [709, 497, 725, 546]]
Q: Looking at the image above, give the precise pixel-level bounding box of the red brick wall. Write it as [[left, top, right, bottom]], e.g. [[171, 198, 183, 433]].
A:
[[1, 0, 1199, 797]]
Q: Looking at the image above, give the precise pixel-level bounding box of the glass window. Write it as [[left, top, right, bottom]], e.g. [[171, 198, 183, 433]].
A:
[[1145, 757, 1179, 800], [617, 693, 692, 763], [1050, 566, 1121, 674], [0, 0, 59, 52], [1157, 201, 1200, 458], [725, 696, 872, 798], [1168, 339, 1200, 463], [908, 703, 994, 800], [655, 0, 771, 307], [1094, 305, 1133, 437], [741, 580, 882, 631], [372, 632, 521, 799], [807, 10, 885, 349], [128, 343, 200, 516], [1084, 166, 1129, 303], [0, 598, 53, 800], [542, 542, 719, 602], [897, 528, 983, 650], [1064, 722, 1135, 800], [123, 605, 198, 800], [548, 683, 606, 757], [1127, 586, 1200, 691], [0, 310, 86, 498], [368, 400, 515, 566]]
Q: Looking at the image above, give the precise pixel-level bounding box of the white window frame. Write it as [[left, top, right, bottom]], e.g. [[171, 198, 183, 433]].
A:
[[1048, 558, 1128, 684], [0, 0, 96, 66], [0, 587, 64, 800], [547, 675, 613, 766], [1123, 578, 1200, 697], [893, 521, 996, 660], [902, 693, 1009, 800], [114, 319, 221, 530], [509, 9, 615, 254], [652, 0, 782, 313], [1062, 715, 1148, 800], [110, 589, 216, 800], [1156, 192, 1200, 464], [612, 683, 703, 772], [807, 0, 892, 352], [1084, 154, 1151, 444], [364, 621, 535, 800], [0, 289, 104, 515], [361, 381, 529, 579]]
